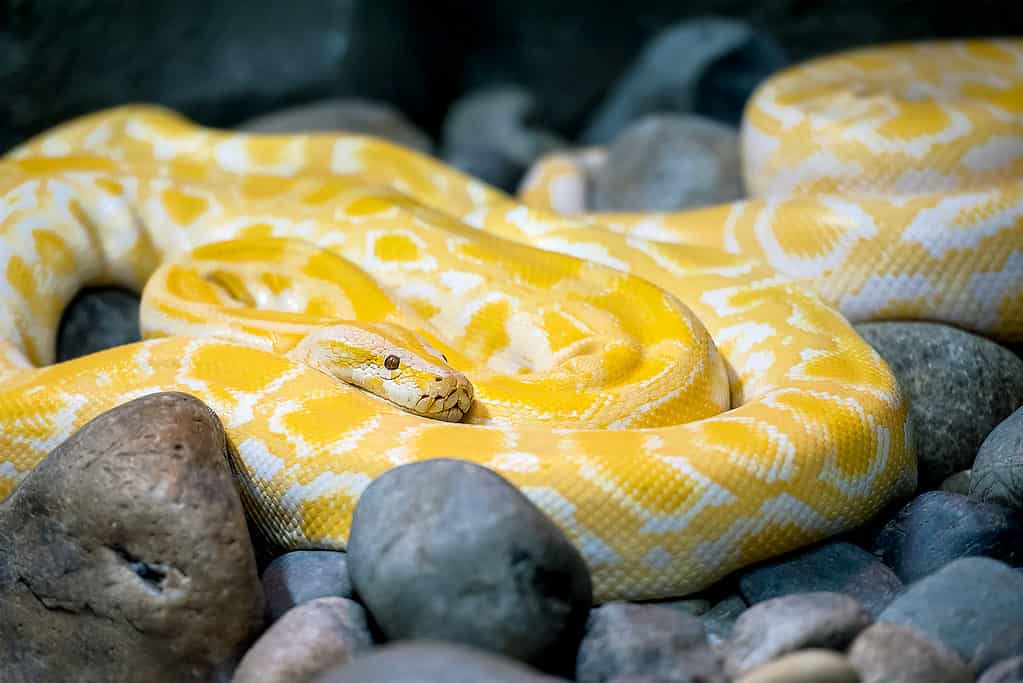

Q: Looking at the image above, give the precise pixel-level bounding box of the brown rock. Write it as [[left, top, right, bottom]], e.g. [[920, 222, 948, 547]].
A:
[[0, 392, 264, 682], [735, 650, 859, 683], [233, 597, 372, 683], [848, 623, 973, 683]]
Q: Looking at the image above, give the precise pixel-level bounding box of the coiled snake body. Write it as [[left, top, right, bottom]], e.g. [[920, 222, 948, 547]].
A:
[[1, 41, 1021, 601]]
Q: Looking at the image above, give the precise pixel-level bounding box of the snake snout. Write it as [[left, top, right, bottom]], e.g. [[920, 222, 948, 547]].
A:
[[414, 372, 474, 423]]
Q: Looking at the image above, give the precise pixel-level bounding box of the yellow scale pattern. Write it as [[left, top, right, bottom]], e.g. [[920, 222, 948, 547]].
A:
[[0, 40, 1020, 601]]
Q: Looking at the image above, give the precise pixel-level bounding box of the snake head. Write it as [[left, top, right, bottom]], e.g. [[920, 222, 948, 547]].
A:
[[293, 322, 474, 422]]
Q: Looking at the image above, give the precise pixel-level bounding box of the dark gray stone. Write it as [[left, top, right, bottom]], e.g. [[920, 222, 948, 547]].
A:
[[971, 406, 1023, 511], [588, 115, 743, 212], [56, 288, 141, 362], [233, 597, 372, 683], [973, 625, 1023, 675], [0, 393, 264, 682], [878, 557, 1023, 665], [580, 18, 785, 142], [575, 602, 725, 683], [346, 458, 591, 669], [848, 623, 973, 683], [979, 656, 1023, 683], [261, 550, 352, 623], [723, 592, 872, 679], [237, 98, 432, 153], [855, 322, 1023, 489], [314, 641, 565, 683], [942, 470, 973, 495], [702, 594, 748, 644], [442, 85, 565, 191], [871, 491, 1023, 583], [738, 541, 903, 617]]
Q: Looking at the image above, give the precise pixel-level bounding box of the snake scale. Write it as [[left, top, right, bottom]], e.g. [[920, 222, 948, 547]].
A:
[[0, 40, 1021, 602]]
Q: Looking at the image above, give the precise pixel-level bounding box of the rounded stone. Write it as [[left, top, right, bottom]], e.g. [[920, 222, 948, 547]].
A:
[[701, 594, 748, 645], [734, 650, 859, 683], [233, 597, 372, 683], [738, 541, 903, 617], [723, 591, 872, 679], [0, 392, 264, 682], [973, 625, 1023, 674], [56, 287, 140, 361], [589, 114, 743, 212], [855, 322, 1023, 489], [313, 641, 565, 683], [942, 470, 973, 495], [262, 550, 352, 623], [971, 406, 1023, 510], [979, 656, 1023, 683], [347, 458, 592, 668], [575, 601, 725, 683], [871, 491, 1023, 583], [847, 623, 973, 683], [878, 557, 1023, 664], [237, 98, 432, 153]]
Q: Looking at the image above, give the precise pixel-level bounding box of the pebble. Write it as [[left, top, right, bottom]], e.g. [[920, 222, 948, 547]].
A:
[[847, 622, 973, 683], [56, 287, 140, 361], [871, 491, 1023, 583], [979, 657, 1023, 683], [734, 650, 859, 683], [943, 470, 973, 495], [588, 114, 743, 212], [855, 322, 1023, 489], [878, 557, 1023, 664], [346, 458, 592, 669], [261, 550, 352, 623], [232, 597, 372, 683], [971, 406, 1023, 510], [723, 591, 872, 679], [442, 85, 565, 191], [314, 640, 565, 683], [237, 98, 433, 153], [581, 17, 786, 142], [738, 541, 903, 617], [0, 392, 264, 682], [701, 594, 748, 644], [575, 601, 725, 683], [972, 625, 1023, 675]]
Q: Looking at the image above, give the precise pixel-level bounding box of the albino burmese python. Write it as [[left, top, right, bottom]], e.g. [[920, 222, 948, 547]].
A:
[[1, 40, 1021, 602]]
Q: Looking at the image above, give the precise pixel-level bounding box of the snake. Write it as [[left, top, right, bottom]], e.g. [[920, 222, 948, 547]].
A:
[[0, 40, 1020, 603]]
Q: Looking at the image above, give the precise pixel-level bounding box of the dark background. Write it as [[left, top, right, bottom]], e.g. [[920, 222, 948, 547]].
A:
[[1, 0, 1020, 152]]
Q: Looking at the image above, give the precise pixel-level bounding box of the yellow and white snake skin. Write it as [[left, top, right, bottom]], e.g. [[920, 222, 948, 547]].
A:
[[1, 40, 1021, 602]]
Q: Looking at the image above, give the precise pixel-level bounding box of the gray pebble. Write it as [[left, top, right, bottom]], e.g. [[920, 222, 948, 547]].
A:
[[346, 458, 591, 669], [871, 491, 1023, 583], [971, 406, 1023, 510], [588, 114, 743, 212], [979, 657, 1023, 683], [233, 597, 372, 683], [739, 541, 903, 617], [313, 641, 566, 683], [581, 18, 786, 142], [847, 622, 973, 683], [735, 650, 859, 683], [575, 601, 725, 683], [442, 85, 565, 191], [943, 470, 973, 495], [702, 594, 748, 644], [238, 98, 432, 153], [261, 550, 352, 623], [973, 625, 1023, 675], [855, 322, 1023, 489], [56, 287, 140, 362], [723, 592, 872, 679], [878, 557, 1023, 664]]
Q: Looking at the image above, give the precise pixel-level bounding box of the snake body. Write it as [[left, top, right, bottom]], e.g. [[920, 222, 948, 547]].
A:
[[0, 40, 1020, 602]]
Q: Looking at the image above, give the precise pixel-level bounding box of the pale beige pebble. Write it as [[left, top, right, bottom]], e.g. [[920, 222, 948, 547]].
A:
[[848, 623, 974, 683], [735, 649, 860, 683]]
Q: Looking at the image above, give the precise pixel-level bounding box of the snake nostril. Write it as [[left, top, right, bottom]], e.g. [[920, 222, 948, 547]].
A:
[[434, 376, 442, 382]]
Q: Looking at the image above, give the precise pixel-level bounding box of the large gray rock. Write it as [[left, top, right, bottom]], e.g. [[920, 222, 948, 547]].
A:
[[971, 406, 1023, 511], [723, 592, 872, 678], [847, 623, 973, 683], [738, 541, 902, 617], [0, 392, 264, 682], [588, 115, 743, 212], [347, 458, 592, 669], [261, 550, 353, 623], [313, 641, 565, 683], [855, 322, 1023, 489], [575, 602, 725, 683], [878, 557, 1023, 664], [233, 597, 372, 683], [871, 491, 1023, 583], [973, 625, 1023, 675]]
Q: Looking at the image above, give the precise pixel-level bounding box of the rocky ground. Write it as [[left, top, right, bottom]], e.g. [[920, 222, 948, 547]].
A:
[[3, 14, 1023, 683]]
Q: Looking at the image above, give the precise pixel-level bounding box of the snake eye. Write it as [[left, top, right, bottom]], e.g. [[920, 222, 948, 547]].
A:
[[384, 355, 400, 371], [441, 354, 448, 362]]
